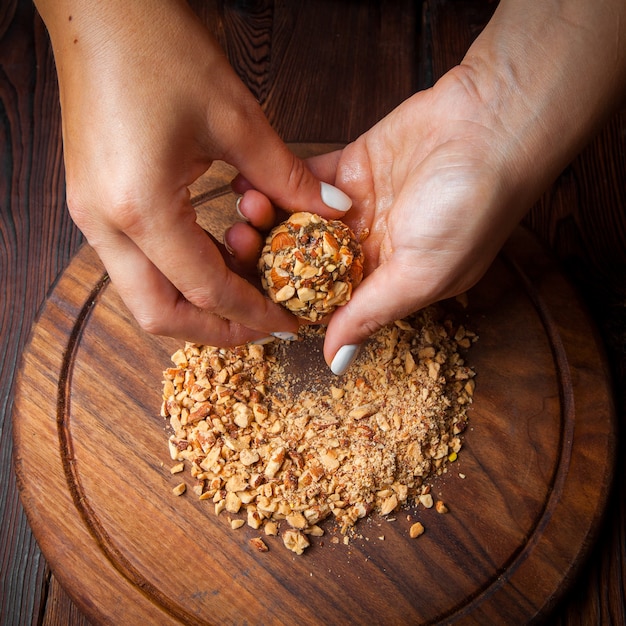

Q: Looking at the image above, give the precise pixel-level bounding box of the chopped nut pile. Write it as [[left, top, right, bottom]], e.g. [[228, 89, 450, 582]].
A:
[[258, 211, 364, 321], [161, 306, 476, 554]]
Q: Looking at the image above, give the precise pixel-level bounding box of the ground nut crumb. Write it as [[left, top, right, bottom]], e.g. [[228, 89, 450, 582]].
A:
[[161, 305, 476, 554]]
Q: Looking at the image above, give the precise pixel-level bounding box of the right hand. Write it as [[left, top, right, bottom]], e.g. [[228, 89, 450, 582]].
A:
[[234, 67, 534, 371]]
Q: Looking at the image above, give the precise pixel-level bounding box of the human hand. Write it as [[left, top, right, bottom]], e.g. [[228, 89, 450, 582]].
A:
[[234, 0, 626, 373], [35, 0, 351, 346], [311, 74, 527, 373], [236, 68, 533, 371]]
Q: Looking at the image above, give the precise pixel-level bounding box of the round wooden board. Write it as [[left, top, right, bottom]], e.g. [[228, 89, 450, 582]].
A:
[[13, 145, 616, 625]]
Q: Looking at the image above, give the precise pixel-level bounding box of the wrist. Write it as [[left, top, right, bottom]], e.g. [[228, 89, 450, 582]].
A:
[[456, 0, 626, 205]]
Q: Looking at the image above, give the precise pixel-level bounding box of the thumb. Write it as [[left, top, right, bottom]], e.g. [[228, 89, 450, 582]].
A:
[[231, 133, 352, 218], [323, 261, 431, 375]]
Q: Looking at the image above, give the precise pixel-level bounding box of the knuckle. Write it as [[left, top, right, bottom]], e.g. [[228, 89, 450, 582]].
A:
[[103, 196, 146, 234], [183, 289, 217, 313], [359, 316, 386, 339], [268, 155, 310, 212], [65, 188, 92, 228], [65, 180, 152, 236], [182, 270, 232, 315], [135, 312, 168, 337], [286, 155, 308, 193]]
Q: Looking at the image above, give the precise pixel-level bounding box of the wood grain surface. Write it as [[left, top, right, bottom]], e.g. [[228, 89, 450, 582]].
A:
[[2, 1, 625, 625], [12, 153, 617, 624]]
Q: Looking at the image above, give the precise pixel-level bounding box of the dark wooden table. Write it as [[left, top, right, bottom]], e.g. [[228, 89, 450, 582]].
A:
[[1, 1, 624, 624]]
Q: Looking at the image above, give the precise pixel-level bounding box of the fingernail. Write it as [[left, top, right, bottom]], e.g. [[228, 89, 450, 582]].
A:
[[330, 344, 361, 375], [271, 331, 299, 341], [250, 336, 276, 345], [235, 195, 249, 222], [223, 233, 235, 255], [320, 182, 352, 213]]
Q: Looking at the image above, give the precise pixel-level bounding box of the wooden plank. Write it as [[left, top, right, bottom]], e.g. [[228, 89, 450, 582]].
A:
[[193, 0, 419, 141], [42, 576, 92, 626], [0, 1, 83, 624]]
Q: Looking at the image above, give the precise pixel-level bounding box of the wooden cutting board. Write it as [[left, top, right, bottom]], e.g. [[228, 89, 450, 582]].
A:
[[13, 145, 616, 625]]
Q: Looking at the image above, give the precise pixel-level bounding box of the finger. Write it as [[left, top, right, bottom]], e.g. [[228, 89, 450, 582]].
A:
[[224, 221, 264, 272], [235, 190, 277, 231], [101, 194, 300, 341], [231, 150, 352, 221], [229, 126, 352, 217], [231, 148, 347, 209], [94, 232, 271, 346], [303, 149, 344, 183], [231, 174, 255, 196], [323, 259, 434, 374], [305, 144, 377, 226]]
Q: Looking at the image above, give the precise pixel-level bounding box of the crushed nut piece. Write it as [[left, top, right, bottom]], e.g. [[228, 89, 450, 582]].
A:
[[418, 493, 434, 509], [250, 537, 269, 552], [283, 529, 310, 555], [286, 512, 308, 530], [172, 482, 186, 496], [409, 522, 425, 539], [380, 494, 399, 516], [435, 500, 449, 514]]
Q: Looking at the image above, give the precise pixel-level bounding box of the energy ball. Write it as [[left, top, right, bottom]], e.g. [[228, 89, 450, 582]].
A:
[[258, 212, 364, 322]]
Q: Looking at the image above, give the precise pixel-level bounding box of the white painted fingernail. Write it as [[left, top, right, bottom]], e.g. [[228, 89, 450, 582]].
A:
[[320, 182, 352, 213], [235, 195, 248, 221], [271, 331, 299, 341], [330, 344, 360, 375], [250, 336, 276, 345]]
